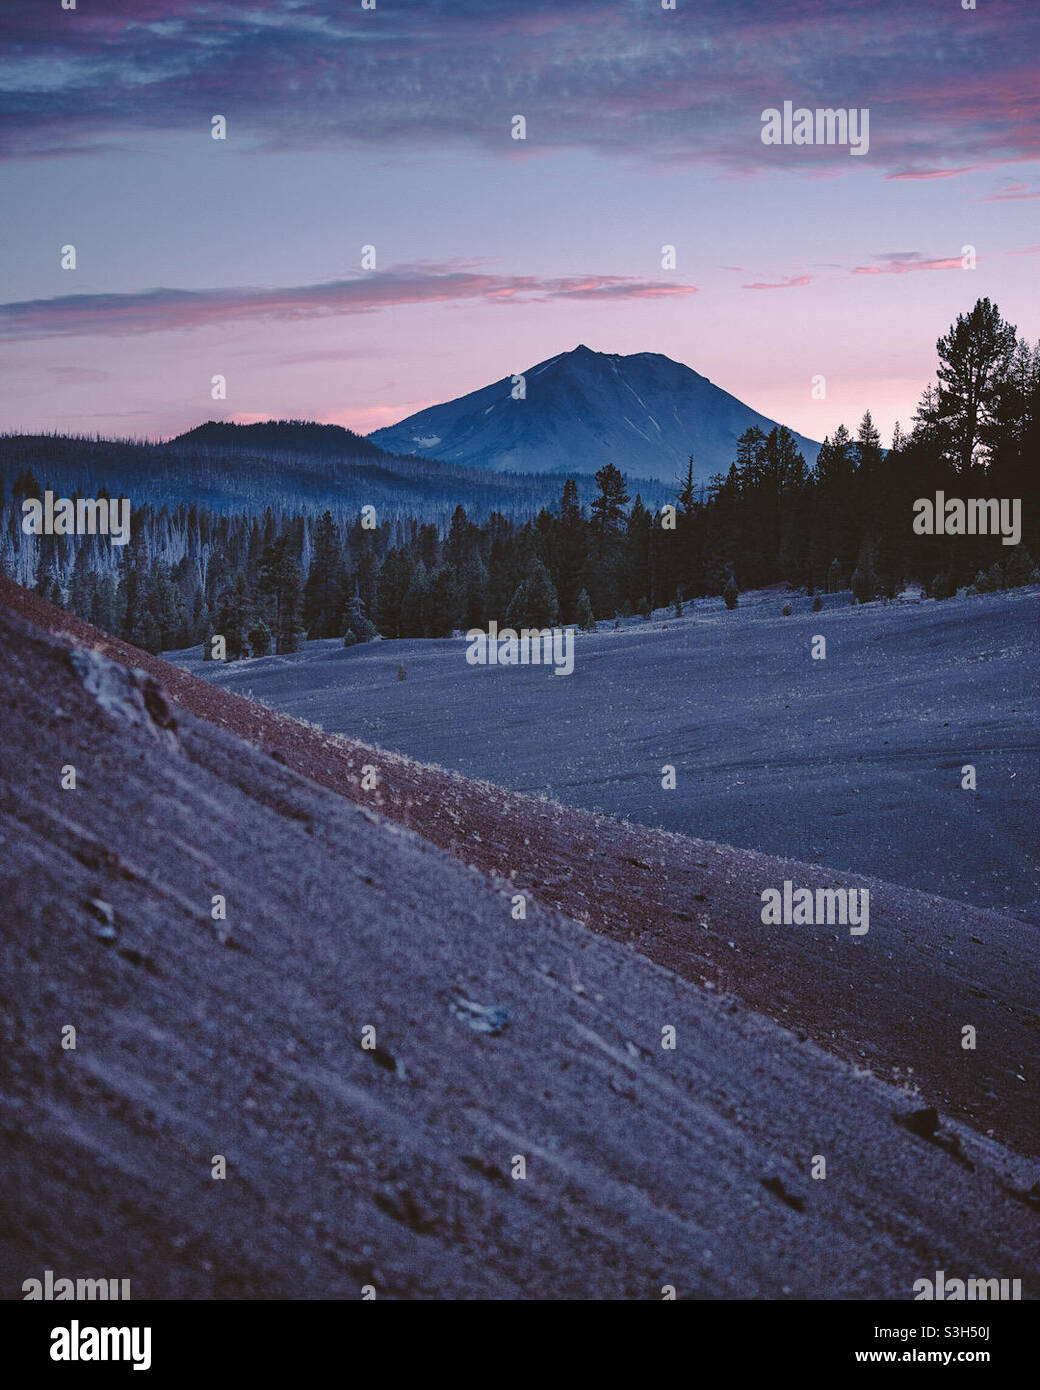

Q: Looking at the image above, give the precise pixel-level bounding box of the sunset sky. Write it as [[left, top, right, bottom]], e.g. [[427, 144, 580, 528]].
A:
[[2, 0, 1038, 448]]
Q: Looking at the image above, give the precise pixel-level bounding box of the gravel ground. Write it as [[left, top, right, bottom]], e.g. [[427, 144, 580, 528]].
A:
[[1, 584, 1036, 1299]]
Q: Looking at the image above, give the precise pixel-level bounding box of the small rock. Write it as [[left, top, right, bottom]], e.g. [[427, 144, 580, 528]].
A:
[[450, 997, 511, 1035], [901, 1106, 940, 1139], [761, 1176, 805, 1212], [86, 898, 117, 940]]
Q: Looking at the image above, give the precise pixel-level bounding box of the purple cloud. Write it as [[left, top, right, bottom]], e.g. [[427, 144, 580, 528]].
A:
[[2, 0, 1037, 175], [0, 266, 698, 340]]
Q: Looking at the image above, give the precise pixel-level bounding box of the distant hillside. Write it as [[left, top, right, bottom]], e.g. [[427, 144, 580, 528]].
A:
[[370, 345, 821, 482], [0, 428, 661, 524], [170, 418, 389, 461]]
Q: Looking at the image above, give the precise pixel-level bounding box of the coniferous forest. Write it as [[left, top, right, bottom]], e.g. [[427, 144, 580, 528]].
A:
[[2, 298, 1036, 657]]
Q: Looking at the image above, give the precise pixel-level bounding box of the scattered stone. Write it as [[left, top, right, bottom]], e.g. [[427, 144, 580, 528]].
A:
[[362, 1042, 406, 1079], [86, 898, 117, 940], [761, 1176, 805, 1212], [897, 1106, 975, 1169], [461, 1155, 510, 1186], [900, 1106, 940, 1139], [373, 1185, 437, 1235], [117, 946, 158, 974], [68, 648, 178, 749], [450, 997, 511, 1035]]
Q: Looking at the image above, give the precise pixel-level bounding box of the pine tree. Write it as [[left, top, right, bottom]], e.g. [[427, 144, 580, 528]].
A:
[[588, 462, 629, 614], [216, 573, 251, 659], [424, 564, 460, 638], [375, 547, 415, 638], [445, 504, 474, 572], [67, 542, 95, 620], [505, 556, 559, 628], [91, 573, 119, 634], [303, 510, 345, 638], [258, 534, 303, 653], [855, 410, 884, 476], [590, 462, 630, 541], [624, 495, 653, 612], [575, 588, 596, 631], [344, 581, 378, 641], [1004, 545, 1033, 588], [929, 572, 952, 600], [248, 617, 272, 656], [555, 478, 587, 623], [927, 297, 1018, 474], [400, 561, 429, 638], [851, 542, 877, 604], [460, 556, 490, 629], [677, 456, 696, 515]]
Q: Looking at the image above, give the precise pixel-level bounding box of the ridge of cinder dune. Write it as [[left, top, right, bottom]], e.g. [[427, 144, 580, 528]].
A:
[[0, 602, 1037, 1300], [1, 578, 1036, 1160]]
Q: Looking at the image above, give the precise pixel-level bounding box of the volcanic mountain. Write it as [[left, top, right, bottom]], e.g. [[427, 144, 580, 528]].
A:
[[368, 345, 820, 482]]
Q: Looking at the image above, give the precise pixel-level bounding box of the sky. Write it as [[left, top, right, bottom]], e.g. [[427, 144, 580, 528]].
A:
[[1, 0, 1038, 449]]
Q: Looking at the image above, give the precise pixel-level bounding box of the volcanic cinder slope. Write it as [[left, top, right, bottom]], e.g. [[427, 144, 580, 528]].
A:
[[175, 585, 1039, 921], [1, 588, 1036, 1299]]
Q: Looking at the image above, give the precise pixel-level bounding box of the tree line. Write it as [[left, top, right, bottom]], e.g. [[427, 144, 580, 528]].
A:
[[1, 297, 1035, 657]]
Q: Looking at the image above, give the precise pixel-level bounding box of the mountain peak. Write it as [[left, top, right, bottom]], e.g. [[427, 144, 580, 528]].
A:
[[369, 348, 819, 482]]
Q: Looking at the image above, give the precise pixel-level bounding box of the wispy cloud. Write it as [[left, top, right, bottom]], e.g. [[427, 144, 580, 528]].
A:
[[2, 0, 1037, 175], [884, 167, 978, 181], [741, 275, 811, 290], [851, 256, 964, 276], [851, 242, 1040, 276], [0, 266, 698, 340], [976, 188, 1040, 201]]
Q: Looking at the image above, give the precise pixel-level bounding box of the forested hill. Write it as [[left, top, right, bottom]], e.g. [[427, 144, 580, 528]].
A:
[[0, 428, 655, 524], [170, 418, 389, 460]]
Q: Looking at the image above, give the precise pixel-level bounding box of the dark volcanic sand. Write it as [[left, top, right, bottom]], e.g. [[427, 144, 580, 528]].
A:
[[1, 584, 1036, 1299], [173, 585, 1039, 920]]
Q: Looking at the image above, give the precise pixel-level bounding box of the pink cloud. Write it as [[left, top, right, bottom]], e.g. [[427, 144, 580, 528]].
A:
[[884, 167, 978, 181], [851, 257, 964, 276], [0, 266, 699, 340], [742, 275, 812, 290], [976, 189, 1040, 201]]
